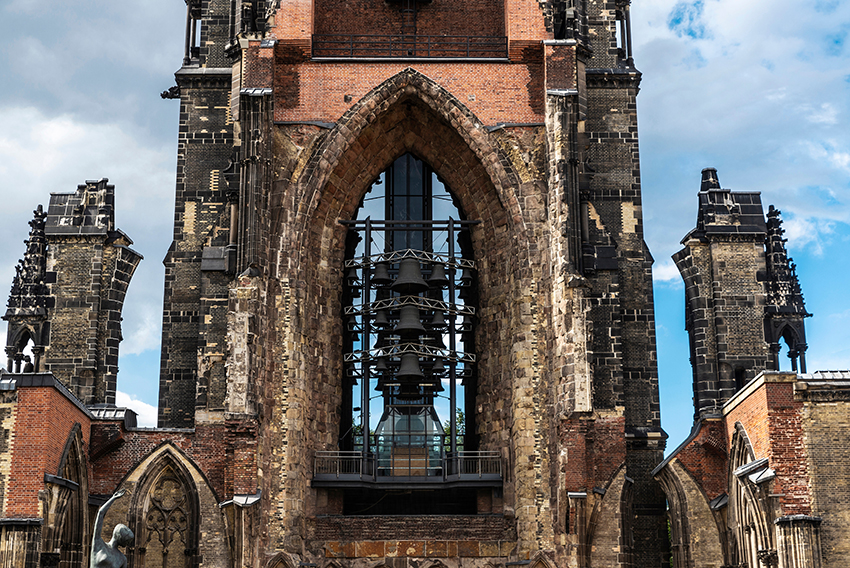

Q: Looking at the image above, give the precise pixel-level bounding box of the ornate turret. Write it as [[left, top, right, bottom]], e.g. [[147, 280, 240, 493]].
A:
[[4, 206, 50, 372], [764, 205, 810, 372]]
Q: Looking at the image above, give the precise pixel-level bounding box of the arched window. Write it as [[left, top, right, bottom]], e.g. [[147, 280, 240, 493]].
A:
[[131, 454, 200, 568], [328, 152, 496, 513]]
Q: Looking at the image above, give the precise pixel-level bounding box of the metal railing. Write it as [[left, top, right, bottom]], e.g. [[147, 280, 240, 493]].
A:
[[312, 34, 508, 59], [313, 450, 502, 483]]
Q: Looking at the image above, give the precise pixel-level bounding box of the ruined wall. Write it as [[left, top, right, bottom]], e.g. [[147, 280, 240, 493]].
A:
[[800, 384, 850, 567]]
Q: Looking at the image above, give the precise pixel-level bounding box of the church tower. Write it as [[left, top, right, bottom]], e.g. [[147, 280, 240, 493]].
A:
[[4, 179, 142, 405], [158, 0, 670, 565]]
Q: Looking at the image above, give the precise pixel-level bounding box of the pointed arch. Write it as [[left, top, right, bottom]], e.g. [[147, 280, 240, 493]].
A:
[[276, 67, 528, 278], [585, 466, 637, 567], [528, 551, 554, 568], [265, 551, 298, 568], [42, 425, 88, 568], [728, 423, 774, 567], [655, 457, 727, 568], [129, 447, 201, 568], [58, 424, 87, 568], [619, 476, 635, 568]]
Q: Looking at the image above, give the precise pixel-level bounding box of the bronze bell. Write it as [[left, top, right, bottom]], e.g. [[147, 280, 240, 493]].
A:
[[427, 263, 449, 288], [396, 353, 424, 381], [372, 262, 392, 286], [459, 267, 473, 287], [391, 258, 428, 294], [429, 310, 447, 329], [394, 305, 425, 337], [429, 331, 446, 349], [377, 371, 400, 391], [431, 357, 446, 375], [396, 383, 423, 400], [346, 267, 360, 286], [374, 309, 390, 328], [374, 356, 389, 373]]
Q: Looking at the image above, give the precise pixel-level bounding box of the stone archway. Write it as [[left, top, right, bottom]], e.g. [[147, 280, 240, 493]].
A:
[[261, 66, 547, 545], [42, 425, 88, 568]]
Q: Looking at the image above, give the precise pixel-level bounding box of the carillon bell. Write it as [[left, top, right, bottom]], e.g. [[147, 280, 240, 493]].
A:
[[392, 258, 428, 294], [346, 267, 360, 286], [396, 353, 424, 380], [373, 330, 388, 349], [429, 331, 446, 349], [459, 267, 474, 287], [394, 305, 425, 336], [372, 262, 392, 286], [373, 309, 390, 328], [396, 383, 423, 400], [429, 310, 447, 329], [431, 357, 446, 375], [374, 356, 389, 373], [427, 263, 449, 287]]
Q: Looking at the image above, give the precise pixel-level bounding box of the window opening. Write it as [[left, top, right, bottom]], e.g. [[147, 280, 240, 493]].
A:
[[326, 153, 499, 511]]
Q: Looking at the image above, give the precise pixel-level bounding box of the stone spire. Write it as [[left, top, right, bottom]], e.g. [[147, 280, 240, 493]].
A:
[[6, 205, 49, 314], [765, 205, 809, 315]]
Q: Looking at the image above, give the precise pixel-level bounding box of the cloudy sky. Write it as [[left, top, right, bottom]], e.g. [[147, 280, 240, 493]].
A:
[[0, 0, 848, 448]]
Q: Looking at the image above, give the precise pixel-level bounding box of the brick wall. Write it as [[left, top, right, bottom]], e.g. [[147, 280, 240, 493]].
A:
[[313, 0, 505, 38], [272, 59, 546, 124], [724, 373, 812, 516], [799, 385, 850, 566], [5, 384, 90, 518]]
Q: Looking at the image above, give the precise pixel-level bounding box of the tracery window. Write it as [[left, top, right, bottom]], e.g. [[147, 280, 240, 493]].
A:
[[132, 457, 199, 568]]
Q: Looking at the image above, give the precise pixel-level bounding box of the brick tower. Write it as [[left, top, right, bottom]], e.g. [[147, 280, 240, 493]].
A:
[[155, 0, 670, 565]]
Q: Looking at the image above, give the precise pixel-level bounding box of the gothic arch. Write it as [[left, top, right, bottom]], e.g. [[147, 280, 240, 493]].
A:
[[269, 68, 533, 296], [265, 552, 298, 568], [267, 67, 540, 460], [128, 447, 201, 568], [655, 457, 726, 568], [585, 466, 638, 567], [728, 423, 774, 567], [4, 323, 43, 372], [42, 425, 88, 568], [528, 551, 554, 568]]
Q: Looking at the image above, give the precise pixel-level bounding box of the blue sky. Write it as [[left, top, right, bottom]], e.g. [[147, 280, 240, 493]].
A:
[[0, 0, 848, 452]]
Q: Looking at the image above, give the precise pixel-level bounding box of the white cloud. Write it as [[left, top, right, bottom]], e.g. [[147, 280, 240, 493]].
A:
[[116, 391, 158, 428], [781, 216, 834, 256], [806, 103, 839, 125], [121, 311, 163, 357], [0, 105, 173, 372], [653, 259, 681, 283]]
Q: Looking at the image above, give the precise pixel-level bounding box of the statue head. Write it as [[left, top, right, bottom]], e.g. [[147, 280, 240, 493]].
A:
[[112, 524, 134, 548]]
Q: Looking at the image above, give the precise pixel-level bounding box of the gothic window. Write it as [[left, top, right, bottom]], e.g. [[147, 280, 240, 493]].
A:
[[132, 455, 199, 568], [328, 152, 496, 513]]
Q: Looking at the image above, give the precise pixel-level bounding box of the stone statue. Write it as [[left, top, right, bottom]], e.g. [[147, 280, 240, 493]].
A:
[[91, 489, 134, 568]]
